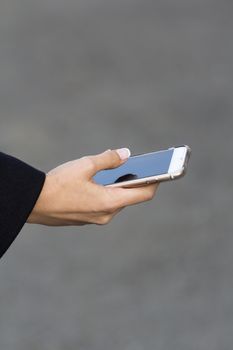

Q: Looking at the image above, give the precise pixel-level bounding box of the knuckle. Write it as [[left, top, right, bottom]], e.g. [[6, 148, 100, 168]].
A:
[[82, 157, 95, 171], [97, 215, 112, 225]]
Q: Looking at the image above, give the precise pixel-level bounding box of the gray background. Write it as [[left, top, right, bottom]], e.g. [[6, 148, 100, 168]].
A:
[[0, 0, 233, 349]]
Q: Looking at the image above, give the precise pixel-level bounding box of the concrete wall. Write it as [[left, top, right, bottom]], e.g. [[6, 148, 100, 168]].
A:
[[0, 1, 233, 349]]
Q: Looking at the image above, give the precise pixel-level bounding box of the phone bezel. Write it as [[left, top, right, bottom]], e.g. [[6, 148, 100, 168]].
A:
[[106, 145, 191, 188]]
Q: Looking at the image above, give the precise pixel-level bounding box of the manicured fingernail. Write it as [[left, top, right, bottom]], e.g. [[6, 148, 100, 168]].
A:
[[116, 148, 131, 160]]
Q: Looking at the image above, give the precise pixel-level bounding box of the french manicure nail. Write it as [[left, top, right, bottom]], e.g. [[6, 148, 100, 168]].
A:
[[116, 148, 131, 160]]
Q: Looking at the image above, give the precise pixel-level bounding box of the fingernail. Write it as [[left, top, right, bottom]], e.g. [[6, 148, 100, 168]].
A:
[[116, 148, 131, 160]]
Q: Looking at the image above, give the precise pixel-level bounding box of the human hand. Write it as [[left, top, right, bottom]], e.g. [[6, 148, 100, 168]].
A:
[[27, 148, 159, 226]]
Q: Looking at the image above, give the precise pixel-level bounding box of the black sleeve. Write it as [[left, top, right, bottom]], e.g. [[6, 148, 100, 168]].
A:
[[0, 152, 46, 258]]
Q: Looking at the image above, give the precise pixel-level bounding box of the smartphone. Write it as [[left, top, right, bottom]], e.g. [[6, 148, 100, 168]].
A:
[[93, 145, 191, 188]]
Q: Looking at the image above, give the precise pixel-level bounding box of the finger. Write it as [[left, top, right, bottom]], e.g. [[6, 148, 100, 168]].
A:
[[85, 148, 131, 178], [110, 183, 159, 208], [95, 207, 123, 225]]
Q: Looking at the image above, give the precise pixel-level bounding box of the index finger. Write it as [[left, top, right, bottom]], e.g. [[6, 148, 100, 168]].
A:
[[108, 183, 159, 208]]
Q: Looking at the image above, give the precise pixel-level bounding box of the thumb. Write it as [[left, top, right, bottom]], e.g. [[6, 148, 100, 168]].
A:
[[87, 148, 131, 177]]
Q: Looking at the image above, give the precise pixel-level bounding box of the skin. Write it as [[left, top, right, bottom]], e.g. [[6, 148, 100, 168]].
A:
[[27, 149, 159, 226]]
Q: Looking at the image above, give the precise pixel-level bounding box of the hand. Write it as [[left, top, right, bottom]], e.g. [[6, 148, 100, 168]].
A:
[[27, 148, 159, 226]]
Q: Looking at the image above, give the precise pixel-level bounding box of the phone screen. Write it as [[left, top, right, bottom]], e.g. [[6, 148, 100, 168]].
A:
[[93, 149, 174, 186]]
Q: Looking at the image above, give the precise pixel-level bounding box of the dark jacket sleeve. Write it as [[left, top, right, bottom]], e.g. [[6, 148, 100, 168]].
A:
[[0, 152, 46, 258]]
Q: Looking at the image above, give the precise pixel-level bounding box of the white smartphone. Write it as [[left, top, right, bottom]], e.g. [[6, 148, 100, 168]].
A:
[[93, 145, 191, 188]]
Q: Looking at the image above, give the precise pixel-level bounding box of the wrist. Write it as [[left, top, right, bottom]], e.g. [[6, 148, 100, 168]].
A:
[[27, 174, 53, 225]]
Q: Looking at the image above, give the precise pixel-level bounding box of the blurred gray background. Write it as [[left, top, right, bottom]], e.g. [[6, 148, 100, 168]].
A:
[[0, 0, 233, 349]]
